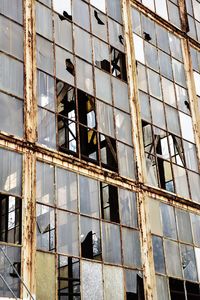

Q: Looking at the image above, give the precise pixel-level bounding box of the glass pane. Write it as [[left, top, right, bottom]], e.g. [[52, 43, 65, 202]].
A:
[[102, 222, 121, 264], [103, 266, 124, 300], [56, 168, 78, 212], [0, 92, 23, 137], [72, 0, 90, 30], [38, 107, 56, 149], [191, 213, 200, 247], [0, 16, 23, 60], [119, 189, 138, 228], [36, 161, 54, 205], [122, 228, 141, 268], [80, 216, 101, 260], [0, 148, 22, 196], [0, 53, 23, 98], [74, 26, 92, 63], [37, 71, 55, 111], [152, 235, 165, 274], [95, 68, 112, 104], [115, 109, 132, 145], [57, 210, 79, 256], [81, 261, 103, 300], [176, 208, 193, 243], [112, 77, 130, 113], [164, 240, 182, 277], [156, 276, 170, 300], [118, 142, 135, 179], [97, 100, 114, 137], [181, 244, 198, 281], [36, 2, 52, 40], [79, 176, 100, 218], [36, 204, 55, 251], [54, 14, 72, 51], [160, 202, 177, 239]]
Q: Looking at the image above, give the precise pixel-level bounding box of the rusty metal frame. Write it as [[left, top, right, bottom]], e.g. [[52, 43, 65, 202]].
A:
[[0, 0, 200, 299]]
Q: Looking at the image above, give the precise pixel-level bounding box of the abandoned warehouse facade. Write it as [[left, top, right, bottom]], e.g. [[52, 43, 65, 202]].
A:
[[0, 0, 200, 299]]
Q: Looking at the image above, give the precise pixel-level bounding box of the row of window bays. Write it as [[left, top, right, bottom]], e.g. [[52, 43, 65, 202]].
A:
[[36, 0, 131, 173], [2, 147, 200, 297]]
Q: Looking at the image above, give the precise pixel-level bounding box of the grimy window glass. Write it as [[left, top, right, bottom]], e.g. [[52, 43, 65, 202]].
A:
[[0, 148, 22, 298], [148, 198, 200, 299], [0, 3, 24, 138], [36, 160, 143, 299], [35, 0, 136, 179], [132, 7, 200, 201]]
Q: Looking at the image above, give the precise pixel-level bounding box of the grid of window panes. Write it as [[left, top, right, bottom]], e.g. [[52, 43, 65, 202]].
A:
[[0, 0, 24, 138], [36, 160, 144, 299], [190, 45, 200, 111], [0, 148, 22, 298], [132, 7, 200, 202], [148, 197, 200, 299], [186, 0, 200, 42], [136, 0, 181, 28], [36, 0, 136, 179]]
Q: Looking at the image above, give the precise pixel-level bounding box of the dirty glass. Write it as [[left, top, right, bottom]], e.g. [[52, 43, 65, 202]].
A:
[[102, 222, 121, 264], [122, 228, 141, 268], [0, 148, 22, 196], [80, 216, 101, 260], [79, 176, 100, 218], [152, 235, 166, 274], [36, 161, 54, 205], [176, 209, 193, 244], [119, 189, 138, 228], [57, 210, 79, 256], [81, 261, 103, 300], [38, 107, 56, 149], [118, 142, 135, 179], [56, 168, 78, 212], [103, 266, 125, 300], [164, 240, 182, 277], [181, 244, 198, 281], [36, 204, 55, 251]]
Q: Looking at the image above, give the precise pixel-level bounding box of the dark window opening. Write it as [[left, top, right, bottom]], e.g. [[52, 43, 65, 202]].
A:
[[186, 281, 200, 300], [57, 81, 78, 155], [111, 47, 127, 81], [58, 11, 72, 22], [126, 273, 145, 300], [81, 230, 101, 260], [0, 195, 22, 245], [169, 278, 186, 300], [96, 59, 111, 73], [65, 59, 75, 76], [100, 183, 119, 223], [100, 134, 118, 172], [94, 10, 105, 25], [58, 256, 80, 300], [78, 90, 99, 163]]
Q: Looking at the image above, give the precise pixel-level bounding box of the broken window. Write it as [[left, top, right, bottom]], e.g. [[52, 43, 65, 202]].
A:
[[0, 195, 21, 245], [58, 255, 80, 300], [80, 216, 101, 260], [36, 204, 55, 252], [0, 245, 21, 298], [100, 183, 119, 223], [136, 0, 181, 28], [186, 0, 200, 42], [57, 81, 77, 155], [111, 47, 127, 81], [134, 8, 200, 199], [125, 270, 145, 300]]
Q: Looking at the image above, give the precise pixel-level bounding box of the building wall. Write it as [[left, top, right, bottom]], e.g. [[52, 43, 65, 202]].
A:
[[0, 0, 200, 299]]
